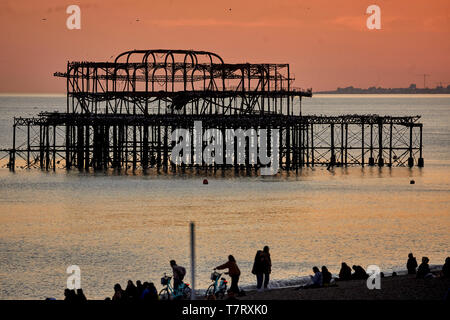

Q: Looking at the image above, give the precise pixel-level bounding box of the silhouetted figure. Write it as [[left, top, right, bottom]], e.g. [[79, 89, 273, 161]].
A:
[[339, 262, 352, 281], [352, 265, 368, 280], [297, 266, 323, 289], [251, 250, 264, 291], [261, 246, 272, 289], [322, 266, 332, 285], [147, 282, 158, 300], [407, 253, 418, 274], [112, 283, 125, 301], [76, 288, 87, 302], [417, 257, 432, 279], [310, 266, 323, 287], [170, 260, 186, 291], [140, 282, 149, 300], [136, 280, 143, 297], [65, 289, 77, 302], [64, 289, 73, 302], [392, 272, 397, 277], [125, 280, 137, 300], [442, 257, 450, 278], [216, 255, 241, 294]]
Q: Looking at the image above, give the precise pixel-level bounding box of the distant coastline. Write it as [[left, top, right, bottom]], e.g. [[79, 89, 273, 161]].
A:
[[316, 84, 450, 94]]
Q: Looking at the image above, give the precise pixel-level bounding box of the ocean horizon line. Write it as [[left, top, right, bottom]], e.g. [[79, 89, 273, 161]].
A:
[[1, 93, 450, 99]]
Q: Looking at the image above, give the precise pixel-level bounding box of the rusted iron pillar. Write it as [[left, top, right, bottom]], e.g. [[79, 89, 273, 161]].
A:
[[378, 120, 384, 167], [330, 123, 335, 166], [418, 124, 424, 167], [408, 125, 414, 167]]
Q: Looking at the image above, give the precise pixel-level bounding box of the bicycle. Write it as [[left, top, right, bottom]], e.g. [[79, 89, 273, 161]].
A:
[[205, 270, 228, 299], [159, 273, 192, 300]]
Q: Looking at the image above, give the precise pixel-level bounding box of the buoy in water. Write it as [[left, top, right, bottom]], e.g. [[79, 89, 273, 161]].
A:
[[203, 179, 208, 185], [410, 180, 415, 184]]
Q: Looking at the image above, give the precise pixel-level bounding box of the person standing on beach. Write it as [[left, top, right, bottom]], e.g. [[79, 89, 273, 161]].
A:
[[215, 255, 241, 294], [252, 250, 265, 291], [261, 246, 272, 289], [170, 260, 186, 290], [407, 253, 418, 274], [442, 257, 450, 278]]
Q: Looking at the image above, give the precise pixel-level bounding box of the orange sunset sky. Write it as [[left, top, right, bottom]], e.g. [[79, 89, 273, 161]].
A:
[[0, 0, 449, 93]]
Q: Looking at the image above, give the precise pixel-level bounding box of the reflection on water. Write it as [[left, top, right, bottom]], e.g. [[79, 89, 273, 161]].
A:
[[0, 167, 449, 299], [0, 96, 449, 299]]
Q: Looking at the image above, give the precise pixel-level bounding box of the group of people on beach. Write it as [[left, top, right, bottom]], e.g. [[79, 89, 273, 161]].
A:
[[62, 251, 450, 301], [407, 253, 450, 279], [213, 245, 272, 296], [297, 253, 450, 290], [110, 280, 158, 301], [297, 263, 367, 289], [63, 288, 87, 302]]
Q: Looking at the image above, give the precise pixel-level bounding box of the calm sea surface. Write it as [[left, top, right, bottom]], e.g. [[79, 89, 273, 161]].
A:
[[0, 95, 449, 299]]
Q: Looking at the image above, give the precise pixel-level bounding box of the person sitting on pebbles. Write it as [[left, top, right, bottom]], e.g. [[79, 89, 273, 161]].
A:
[[417, 257, 434, 279]]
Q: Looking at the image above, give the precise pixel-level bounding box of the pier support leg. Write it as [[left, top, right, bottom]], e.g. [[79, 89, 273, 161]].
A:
[[330, 124, 335, 166], [369, 124, 374, 166], [408, 125, 414, 167], [418, 124, 424, 167], [378, 121, 384, 167]]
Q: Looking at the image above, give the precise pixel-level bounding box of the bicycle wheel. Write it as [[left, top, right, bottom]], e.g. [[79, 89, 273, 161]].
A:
[[183, 286, 192, 300], [205, 284, 215, 298], [159, 288, 171, 300]]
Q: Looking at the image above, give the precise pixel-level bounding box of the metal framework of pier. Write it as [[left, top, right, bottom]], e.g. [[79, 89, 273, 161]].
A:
[[1, 50, 424, 172]]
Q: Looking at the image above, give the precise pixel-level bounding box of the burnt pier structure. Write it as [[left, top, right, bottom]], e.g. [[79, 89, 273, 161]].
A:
[[1, 50, 424, 172]]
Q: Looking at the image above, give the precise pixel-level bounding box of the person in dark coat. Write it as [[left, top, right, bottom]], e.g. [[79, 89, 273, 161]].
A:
[[442, 257, 450, 278], [147, 282, 158, 300], [216, 255, 241, 294], [64, 289, 73, 302], [112, 283, 125, 301], [76, 288, 87, 302], [407, 253, 418, 274], [322, 266, 332, 285], [125, 280, 138, 300], [261, 246, 272, 289], [140, 282, 158, 300], [339, 262, 352, 281], [136, 280, 143, 298], [352, 265, 368, 280], [416, 257, 432, 279], [252, 250, 264, 291]]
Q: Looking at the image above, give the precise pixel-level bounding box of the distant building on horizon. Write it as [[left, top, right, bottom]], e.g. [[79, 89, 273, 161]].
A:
[[317, 84, 450, 94]]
